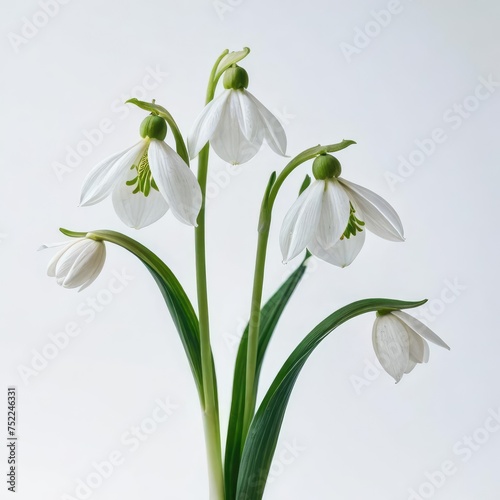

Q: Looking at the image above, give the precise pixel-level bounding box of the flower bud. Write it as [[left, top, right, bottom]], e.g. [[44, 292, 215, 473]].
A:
[[312, 154, 342, 180], [46, 238, 106, 291], [223, 65, 249, 90], [140, 115, 168, 141]]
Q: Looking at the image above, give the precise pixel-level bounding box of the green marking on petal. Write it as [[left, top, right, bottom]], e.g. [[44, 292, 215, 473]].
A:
[[126, 149, 159, 197], [342, 204, 365, 240]]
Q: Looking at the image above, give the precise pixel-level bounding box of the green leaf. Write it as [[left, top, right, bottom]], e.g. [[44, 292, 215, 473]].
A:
[[235, 297, 427, 500], [224, 255, 310, 500], [126, 98, 190, 165], [61, 228, 206, 403]]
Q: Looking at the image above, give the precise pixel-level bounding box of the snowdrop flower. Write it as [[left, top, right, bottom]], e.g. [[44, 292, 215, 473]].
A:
[[43, 238, 106, 291], [280, 154, 404, 266], [372, 310, 450, 383], [187, 65, 287, 165], [80, 115, 202, 229]]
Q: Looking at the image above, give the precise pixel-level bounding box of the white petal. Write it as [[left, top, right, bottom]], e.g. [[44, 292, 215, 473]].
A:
[[211, 93, 263, 164], [187, 90, 231, 159], [392, 310, 450, 350], [148, 139, 202, 226], [407, 328, 427, 363], [56, 239, 105, 289], [372, 314, 410, 383], [245, 91, 287, 156], [80, 140, 148, 206], [112, 168, 169, 229], [234, 90, 263, 143], [279, 181, 324, 262], [76, 243, 106, 292], [309, 228, 365, 268], [54, 238, 95, 282], [46, 240, 81, 277], [404, 359, 418, 374], [339, 178, 404, 242], [422, 338, 430, 363], [315, 180, 351, 249]]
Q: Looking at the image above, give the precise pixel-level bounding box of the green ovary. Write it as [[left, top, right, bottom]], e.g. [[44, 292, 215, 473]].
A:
[[126, 150, 159, 197]]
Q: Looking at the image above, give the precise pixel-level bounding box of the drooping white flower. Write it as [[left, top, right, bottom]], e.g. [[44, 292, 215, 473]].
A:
[[187, 65, 287, 165], [280, 154, 404, 266], [372, 310, 450, 383], [80, 115, 202, 229], [43, 238, 106, 291]]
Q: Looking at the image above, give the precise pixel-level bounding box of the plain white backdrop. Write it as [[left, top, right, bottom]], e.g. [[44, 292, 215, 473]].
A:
[[1, 0, 499, 498]]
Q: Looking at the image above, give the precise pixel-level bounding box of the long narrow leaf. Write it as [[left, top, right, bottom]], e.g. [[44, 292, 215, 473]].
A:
[[236, 298, 426, 499], [61, 228, 206, 403], [225, 255, 310, 499]]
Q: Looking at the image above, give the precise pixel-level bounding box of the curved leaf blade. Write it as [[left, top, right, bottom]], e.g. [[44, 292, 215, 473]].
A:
[[236, 298, 426, 499], [61, 228, 205, 402]]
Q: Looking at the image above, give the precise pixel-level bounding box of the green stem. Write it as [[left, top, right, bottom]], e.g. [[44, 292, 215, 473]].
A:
[[194, 50, 231, 500], [242, 225, 270, 436], [196, 143, 224, 499], [241, 140, 356, 439]]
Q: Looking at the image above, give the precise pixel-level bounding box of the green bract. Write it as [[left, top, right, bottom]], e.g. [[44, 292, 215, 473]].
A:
[[312, 153, 342, 179], [140, 114, 167, 141], [223, 65, 249, 90]]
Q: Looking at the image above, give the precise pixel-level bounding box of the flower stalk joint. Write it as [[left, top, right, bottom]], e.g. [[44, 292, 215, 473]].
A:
[[312, 153, 342, 180], [140, 114, 168, 141], [223, 65, 249, 90]]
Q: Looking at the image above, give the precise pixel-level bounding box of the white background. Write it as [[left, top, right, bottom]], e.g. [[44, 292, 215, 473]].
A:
[[1, 0, 499, 499]]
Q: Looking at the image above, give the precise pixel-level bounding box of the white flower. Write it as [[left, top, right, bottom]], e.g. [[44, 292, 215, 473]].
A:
[[372, 310, 450, 383], [43, 238, 106, 291], [187, 66, 287, 165], [80, 116, 202, 229], [280, 155, 404, 266]]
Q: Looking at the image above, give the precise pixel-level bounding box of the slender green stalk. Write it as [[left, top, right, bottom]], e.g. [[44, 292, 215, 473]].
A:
[[194, 49, 233, 500], [196, 142, 225, 499], [242, 140, 356, 439], [242, 226, 271, 436]]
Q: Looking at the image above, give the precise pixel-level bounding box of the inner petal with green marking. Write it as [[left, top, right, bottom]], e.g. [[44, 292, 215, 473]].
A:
[[126, 149, 159, 197], [342, 204, 365, 239]]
